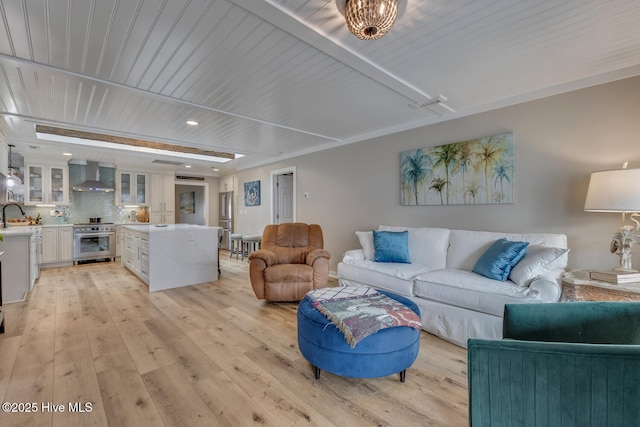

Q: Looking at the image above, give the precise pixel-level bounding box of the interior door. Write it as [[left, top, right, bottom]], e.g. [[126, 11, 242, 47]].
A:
[[276, 174, 293, 224]]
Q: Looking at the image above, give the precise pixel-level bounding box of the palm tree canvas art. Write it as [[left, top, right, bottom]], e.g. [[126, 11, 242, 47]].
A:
[[401, 133, 514, 206]]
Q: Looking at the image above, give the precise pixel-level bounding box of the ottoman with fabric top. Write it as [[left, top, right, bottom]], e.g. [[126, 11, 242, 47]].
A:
[[297, 289, 421, 382]]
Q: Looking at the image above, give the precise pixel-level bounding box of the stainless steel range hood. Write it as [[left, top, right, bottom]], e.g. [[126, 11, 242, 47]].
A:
[[72, 161, 114, 192]]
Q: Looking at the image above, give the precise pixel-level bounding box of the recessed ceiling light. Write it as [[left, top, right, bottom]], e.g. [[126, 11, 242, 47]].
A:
[[186, 120, 198, 126], [185, 165, 192, 168], [212, 168, 219, 172], [62, 152, 73, 156]]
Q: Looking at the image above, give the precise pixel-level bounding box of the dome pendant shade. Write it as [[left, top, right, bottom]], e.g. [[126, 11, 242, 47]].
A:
[[345, 0, 399, 40]]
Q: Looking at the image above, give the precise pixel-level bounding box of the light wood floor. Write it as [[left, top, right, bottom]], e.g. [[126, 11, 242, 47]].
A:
[[0, 253, 469, 426]]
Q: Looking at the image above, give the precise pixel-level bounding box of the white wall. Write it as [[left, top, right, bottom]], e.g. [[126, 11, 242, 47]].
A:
[[234, 75, 640, 273]]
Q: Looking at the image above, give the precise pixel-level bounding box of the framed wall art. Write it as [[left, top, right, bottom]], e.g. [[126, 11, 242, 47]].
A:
[[244, 180, 261, 206], [179, 191, 195, 214], [400, 132, 514, 206]]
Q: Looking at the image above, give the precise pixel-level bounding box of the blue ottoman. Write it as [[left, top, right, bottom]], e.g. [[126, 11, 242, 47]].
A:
[[297, 289, 421, 382]]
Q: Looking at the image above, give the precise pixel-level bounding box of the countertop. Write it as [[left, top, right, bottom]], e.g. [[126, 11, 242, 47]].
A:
[[121, 224, 220, 233], [0, 226, 42, 236]]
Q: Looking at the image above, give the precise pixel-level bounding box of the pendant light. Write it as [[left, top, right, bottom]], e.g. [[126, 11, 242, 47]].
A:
[[344, 0, 399, 40], [6, 144, 22, 187]]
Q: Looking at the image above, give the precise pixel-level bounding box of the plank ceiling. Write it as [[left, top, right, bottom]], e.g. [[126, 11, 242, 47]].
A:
[[1, 0, 639, 174]]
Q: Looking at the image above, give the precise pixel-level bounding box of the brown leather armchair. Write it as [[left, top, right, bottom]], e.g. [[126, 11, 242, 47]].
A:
[[249, 223, 331, 302]]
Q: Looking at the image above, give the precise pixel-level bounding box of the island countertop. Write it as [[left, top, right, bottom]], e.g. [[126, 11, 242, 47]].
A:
[[121, 224, 216, 233]]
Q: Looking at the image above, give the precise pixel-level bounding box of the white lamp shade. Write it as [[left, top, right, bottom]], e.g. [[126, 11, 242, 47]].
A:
[[584, 168, 640, 212]]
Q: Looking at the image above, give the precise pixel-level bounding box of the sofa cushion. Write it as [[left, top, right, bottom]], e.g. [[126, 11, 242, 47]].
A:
[[509, 245, 569, 286], [337, 260, 433, 297], [413, 269, 541, 317], [373, 230, 411, 263], [355, 231, 375, 260], [378, 226, 450, 269], [473, 238, 529, 281], [447, 229, 568, 271]]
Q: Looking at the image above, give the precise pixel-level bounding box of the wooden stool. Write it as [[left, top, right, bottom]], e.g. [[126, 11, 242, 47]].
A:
[[242, 234, 262, 261], [230, 234, 243, 260]]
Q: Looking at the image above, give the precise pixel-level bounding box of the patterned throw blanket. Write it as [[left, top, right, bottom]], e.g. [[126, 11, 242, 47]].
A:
[[307, 286, 421, 348]]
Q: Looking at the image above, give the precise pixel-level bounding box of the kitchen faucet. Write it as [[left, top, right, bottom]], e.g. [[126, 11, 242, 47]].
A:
[[1, 203, 26, 229]]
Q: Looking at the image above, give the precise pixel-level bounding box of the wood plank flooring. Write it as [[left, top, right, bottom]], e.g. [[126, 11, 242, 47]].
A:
[[0, 253, 468, 426]]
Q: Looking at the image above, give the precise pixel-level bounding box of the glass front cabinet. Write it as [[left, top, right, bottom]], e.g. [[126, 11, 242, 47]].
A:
[[116, 171, 148, 206], [24, 162, 69, 205]]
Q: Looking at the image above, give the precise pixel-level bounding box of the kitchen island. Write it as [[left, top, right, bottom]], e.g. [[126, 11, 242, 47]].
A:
[[0, 226, 41, 303], [120, 224, 220, 292]]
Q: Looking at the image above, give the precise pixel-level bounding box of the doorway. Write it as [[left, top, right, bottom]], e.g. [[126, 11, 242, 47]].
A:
[[271, 166, 296, 224], [175, 181, 209, 225]]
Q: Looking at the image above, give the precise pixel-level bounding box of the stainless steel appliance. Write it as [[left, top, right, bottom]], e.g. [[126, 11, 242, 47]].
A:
[[73, 223, 116, 264], [72, 161, 114, 192], [218, 191, 233, 250]]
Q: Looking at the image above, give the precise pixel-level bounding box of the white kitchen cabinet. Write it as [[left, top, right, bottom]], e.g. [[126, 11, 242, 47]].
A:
[[150, 173, 175, 224], [41, 227, 58, 264], [220, 175, 235, 192], [0, 233, 31, 303], [116, 170, 148, 206], [39, 226, 74, 266], [121, 228, 149, 284], [24, 162, 69, 205], [58, 227, 73, 262], [116, 225, 121, 257]]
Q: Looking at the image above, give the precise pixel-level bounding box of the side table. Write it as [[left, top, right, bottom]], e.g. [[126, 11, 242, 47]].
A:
[[561, 270, 640, 302]]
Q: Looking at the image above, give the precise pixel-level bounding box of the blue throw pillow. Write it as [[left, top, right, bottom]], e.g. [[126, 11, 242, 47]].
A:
[[373, 230, 411, 264], [473, 238, 529, 281]]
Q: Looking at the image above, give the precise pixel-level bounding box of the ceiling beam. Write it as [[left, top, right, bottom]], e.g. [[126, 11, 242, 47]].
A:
[[35, 125, 236, 160]]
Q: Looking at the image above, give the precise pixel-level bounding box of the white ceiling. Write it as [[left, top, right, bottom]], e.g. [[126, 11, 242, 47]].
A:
[[1, 0, 640, 176]]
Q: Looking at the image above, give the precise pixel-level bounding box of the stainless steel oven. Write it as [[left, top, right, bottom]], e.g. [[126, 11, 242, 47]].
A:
[[73, 223, 116, 264]]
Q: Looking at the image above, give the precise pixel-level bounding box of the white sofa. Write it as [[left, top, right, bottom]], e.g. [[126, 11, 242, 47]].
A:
[[336, 226, 569, 348]]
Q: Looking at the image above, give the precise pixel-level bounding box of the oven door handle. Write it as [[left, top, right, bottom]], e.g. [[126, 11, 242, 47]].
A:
[[75, 232, 115, 238]]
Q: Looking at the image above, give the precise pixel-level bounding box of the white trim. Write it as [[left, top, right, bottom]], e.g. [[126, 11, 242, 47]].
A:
[[270, 166, 296, 224]]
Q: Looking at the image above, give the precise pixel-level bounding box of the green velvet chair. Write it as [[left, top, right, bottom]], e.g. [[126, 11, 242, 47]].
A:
[[468, 302, 640, 427]]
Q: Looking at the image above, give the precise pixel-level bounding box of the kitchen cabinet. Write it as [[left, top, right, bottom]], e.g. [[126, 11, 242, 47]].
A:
[[150, 173, 175, 224], [116, 225, 122, 257], [116, 170, 148, 206], [39, 226, 73, 266], [24, 162, 69, 205], [0, 229, 39, 303], [58, 227, 73, 262], [121, 227, 149, 283], [220, 175, 235, 193], [41, 227, 58, 264]]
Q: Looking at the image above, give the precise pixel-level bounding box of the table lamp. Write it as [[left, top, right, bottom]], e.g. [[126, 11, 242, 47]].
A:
[[584, 163, 640, 271]]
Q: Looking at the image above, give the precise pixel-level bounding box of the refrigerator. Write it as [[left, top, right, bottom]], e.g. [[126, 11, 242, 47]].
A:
[[219, 191, 233, 250]]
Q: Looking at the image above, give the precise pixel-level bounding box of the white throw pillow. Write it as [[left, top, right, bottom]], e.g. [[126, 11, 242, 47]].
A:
[[355, 231, 375, 260], [509, 245, 569, 287]]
